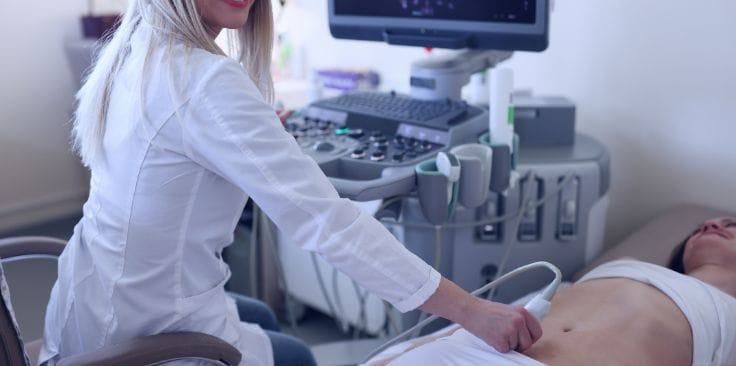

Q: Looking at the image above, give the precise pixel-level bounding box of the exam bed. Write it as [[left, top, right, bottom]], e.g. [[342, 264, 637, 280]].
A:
[[365, 204, 735, 365]]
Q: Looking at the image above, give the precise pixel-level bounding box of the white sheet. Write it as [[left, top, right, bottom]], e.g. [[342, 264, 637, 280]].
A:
[[375, 328, 545, 366]]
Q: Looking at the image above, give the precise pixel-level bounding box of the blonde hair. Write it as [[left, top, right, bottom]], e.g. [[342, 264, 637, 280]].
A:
[[73, 0, 274, 167]]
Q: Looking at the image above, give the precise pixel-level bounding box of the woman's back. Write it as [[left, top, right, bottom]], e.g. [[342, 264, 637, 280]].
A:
[[40, 26, 274, 365]]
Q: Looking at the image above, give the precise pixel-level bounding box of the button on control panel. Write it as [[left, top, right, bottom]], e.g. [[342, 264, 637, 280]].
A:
[[287, 115, 444, 167], [519, 177, 543, 242], [287, 117, 358, 165], [557, 176, 580, 241]]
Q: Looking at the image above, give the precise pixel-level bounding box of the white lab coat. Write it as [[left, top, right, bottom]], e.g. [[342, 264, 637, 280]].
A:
[[39, 25, 440, 366]]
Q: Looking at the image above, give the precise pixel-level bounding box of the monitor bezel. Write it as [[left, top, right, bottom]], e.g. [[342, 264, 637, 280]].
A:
[[328, 0, 549, 52]]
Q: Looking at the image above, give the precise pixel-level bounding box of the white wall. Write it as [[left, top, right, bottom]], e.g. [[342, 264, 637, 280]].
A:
[[0, 1, 125, 232], [3, 0, 734, 244], [281, 0, 736, 245], [509, 1, 736, 244]]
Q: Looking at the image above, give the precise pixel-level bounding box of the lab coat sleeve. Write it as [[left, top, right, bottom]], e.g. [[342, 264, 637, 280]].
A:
[[180, 58, 440, 312]]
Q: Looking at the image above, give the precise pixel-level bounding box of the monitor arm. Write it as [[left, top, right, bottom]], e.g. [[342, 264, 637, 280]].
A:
[[410, 50, 513, 101]]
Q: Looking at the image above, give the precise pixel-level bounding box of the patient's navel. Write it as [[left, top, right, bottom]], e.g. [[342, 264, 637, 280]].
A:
[[562, 327, 572, 333]]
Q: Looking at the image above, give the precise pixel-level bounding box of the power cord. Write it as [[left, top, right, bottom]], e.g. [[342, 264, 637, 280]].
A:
[[311, 252, 351, 333], [351, 281, 369, 339], [249, 205, 260, 299], [487, 171, 539, 301], [257, 206, 302, 337], [409, 225, 444, 338], [331, 265, 352, 333]]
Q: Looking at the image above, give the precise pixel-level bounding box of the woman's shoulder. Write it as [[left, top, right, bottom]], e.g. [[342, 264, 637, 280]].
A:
[[167, 44, 247, 87]]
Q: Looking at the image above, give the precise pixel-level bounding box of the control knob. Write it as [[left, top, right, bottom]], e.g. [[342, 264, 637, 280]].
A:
[[313, 142, 335, 152]]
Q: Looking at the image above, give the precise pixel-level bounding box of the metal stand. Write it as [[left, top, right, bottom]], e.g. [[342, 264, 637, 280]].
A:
[[410, 50, 513, 100]]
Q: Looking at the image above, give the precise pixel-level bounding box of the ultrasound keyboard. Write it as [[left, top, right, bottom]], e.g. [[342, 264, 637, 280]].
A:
[[285, 91, 487, 200]]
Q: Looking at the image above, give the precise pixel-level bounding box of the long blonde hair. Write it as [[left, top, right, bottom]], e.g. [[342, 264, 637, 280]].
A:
[[73, 0, 274, 168]]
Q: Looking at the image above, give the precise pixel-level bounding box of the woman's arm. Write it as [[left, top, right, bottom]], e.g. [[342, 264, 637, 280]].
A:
[[182, 57, 439, 312], [182, 57, 541, 351]]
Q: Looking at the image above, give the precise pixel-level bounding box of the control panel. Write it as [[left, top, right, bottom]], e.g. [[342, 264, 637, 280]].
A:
[[286, 92, 488, 201], [288, 118, 445, 166]]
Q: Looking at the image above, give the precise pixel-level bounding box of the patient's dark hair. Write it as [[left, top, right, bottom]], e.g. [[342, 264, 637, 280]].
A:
[[668, 238, 688, 274], [668, 225, 700, 274]]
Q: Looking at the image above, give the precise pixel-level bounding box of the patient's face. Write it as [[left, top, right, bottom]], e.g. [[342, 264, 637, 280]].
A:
[[683, 217, 736, 272]]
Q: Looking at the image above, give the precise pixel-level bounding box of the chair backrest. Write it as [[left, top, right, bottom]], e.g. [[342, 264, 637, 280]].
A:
[[0, 236, 66, 366], [0, 237, 242, 366], [0, 263, 29, 366]]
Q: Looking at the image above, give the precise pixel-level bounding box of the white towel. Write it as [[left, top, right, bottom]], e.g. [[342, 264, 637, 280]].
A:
[[383, 328, 545, 366], [580, 259, 736, 366]]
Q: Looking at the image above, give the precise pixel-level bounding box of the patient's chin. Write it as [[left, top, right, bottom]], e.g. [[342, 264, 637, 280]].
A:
[[686, 235, 735, 258], [690, 233, 730, 246]]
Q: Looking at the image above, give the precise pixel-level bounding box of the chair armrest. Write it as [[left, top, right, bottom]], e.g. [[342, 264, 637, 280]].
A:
[[56, 332, 242, 366], [0, 237, 66, 259]]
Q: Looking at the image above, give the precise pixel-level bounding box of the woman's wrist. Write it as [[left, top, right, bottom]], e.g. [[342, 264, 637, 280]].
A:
[[454, 294, 480, 327], [418, 277, 478, 325]]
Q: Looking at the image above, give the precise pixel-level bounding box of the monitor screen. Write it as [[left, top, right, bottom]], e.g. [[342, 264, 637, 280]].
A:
[[335, 1, 536, 25], [329, 0, 549, 51]]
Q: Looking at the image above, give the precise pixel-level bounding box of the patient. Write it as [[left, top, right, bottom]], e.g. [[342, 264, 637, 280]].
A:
[[370, 217, 736, 366]]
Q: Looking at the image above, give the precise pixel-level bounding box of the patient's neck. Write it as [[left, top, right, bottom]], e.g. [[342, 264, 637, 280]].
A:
[[689, 264, 736, 298]]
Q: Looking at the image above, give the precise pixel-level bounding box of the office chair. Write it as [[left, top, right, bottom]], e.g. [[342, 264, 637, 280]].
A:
[[0, 236, 242, 366]]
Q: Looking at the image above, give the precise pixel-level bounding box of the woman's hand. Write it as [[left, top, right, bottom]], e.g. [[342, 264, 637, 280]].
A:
[[276, 109, 293, 126], [459, 298, 543, 352], [419, 277, 543, 354]]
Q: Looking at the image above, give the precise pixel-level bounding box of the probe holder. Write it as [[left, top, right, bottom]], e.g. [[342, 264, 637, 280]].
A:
[[450, 144, 493, 209], [415, 159, 458, 226], [479, 133, 512, 193]]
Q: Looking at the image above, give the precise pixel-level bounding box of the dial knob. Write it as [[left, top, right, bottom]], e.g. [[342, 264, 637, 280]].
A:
[[313, 142, 335, 152], [370, 151, 385, 161]]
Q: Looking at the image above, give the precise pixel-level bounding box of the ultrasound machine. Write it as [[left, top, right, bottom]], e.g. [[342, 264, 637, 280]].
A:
[[275, 0, 610, 346]]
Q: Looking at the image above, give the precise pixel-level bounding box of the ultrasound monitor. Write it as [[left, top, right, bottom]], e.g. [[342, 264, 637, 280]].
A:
[[329, 0, 549, 51]]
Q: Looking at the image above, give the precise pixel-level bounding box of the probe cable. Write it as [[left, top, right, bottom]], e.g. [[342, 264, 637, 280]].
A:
[[370, 171, 574, 342], [275, 170, 575, 340], [362, 261, 562, 364]]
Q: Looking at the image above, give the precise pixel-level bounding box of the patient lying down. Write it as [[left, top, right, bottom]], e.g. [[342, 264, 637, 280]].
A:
[[369, 217, 736, 366]]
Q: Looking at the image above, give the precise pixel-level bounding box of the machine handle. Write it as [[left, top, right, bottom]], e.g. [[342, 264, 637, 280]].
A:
[[328, 166, 416, 201], [383, 30, 471, 49]]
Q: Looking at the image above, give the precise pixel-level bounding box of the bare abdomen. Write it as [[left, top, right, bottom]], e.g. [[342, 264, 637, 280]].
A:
[[523, 278, 692, 366]]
